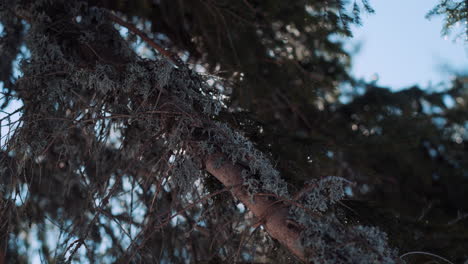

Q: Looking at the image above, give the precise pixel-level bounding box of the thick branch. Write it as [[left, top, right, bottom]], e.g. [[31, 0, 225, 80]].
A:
[[204, 152, 306, 262]]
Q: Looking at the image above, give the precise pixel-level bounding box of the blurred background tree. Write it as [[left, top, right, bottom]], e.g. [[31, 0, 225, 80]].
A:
[[0, 0, 467, 263]]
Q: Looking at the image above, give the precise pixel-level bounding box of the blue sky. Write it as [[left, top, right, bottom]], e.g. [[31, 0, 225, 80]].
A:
[[348, 0, 467, 90]]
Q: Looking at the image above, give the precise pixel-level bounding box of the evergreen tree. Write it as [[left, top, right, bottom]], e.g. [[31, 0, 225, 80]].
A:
[[0, 0, 467, 263], [427, 0, 467, 41]]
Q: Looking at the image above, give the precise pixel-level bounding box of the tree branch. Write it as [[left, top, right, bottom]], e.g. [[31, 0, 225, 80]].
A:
[[106, 11, 182, 67], [204, 152, 306, 262]]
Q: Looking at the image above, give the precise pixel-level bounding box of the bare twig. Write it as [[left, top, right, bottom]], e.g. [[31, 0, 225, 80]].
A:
[[447, 211, 468, 225], [400, 251, 454, 264], [106, 11, 182, 67]]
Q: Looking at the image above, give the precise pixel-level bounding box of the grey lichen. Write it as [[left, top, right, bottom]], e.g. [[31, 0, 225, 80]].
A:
[[289, 208, 399, 264], [1, 1, 401, 262], [302, 176, 347, 212], [199, 121, 290, 198], [286, 175, 399, 263]]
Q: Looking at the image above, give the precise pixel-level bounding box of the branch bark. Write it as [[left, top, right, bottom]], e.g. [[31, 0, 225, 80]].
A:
[[204, 152, 306, 262], [106, 11, 308, 260]]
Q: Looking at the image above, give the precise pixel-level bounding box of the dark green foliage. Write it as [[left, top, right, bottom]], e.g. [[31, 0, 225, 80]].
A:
[[90, 0, 373, 112]]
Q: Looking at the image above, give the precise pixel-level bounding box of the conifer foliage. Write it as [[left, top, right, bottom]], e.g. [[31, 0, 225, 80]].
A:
[[0, 0, 467, 263]]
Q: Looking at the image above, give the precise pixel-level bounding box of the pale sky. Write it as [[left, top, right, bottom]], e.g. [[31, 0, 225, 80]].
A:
[[348, 0, 467, 90]]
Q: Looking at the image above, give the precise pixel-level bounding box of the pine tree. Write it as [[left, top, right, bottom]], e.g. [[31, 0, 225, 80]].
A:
[[427, 0, 467, 41], [0, 0, 467, 263]]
